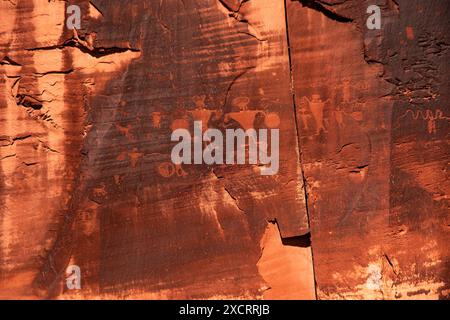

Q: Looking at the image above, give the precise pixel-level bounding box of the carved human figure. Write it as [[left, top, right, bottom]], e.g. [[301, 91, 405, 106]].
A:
[[303, 94, 328, 134], [225, 97, 259, 131], [189, 109, 214, 132], [151, 112, 162, 129], [334, 110, 345, 129], [341, 79, 352, 104]]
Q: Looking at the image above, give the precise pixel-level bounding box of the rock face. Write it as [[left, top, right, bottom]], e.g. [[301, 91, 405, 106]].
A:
[[0, 0, 448, 300], [287, 0, 449, 299]]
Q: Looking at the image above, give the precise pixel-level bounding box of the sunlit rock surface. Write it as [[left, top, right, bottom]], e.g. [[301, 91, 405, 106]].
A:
[[0, 0, 448, 300]]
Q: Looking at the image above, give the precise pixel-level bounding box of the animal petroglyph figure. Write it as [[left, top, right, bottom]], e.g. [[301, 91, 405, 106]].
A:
[[157, 162, 188, 178]]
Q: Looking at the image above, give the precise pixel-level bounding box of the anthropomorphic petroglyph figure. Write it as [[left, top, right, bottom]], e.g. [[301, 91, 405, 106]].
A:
[[303, 94, 329, 134], [189, 109, 214, 132], [73, 28, 96, 51], [225, 97, 259, 131], [297, 96, 312, 131], [401, 108, 450, 134], [334, 109, 345, 129], [192, 95, 206, 109], [151, 112, 162, 129], [340, 78, 354, 104]]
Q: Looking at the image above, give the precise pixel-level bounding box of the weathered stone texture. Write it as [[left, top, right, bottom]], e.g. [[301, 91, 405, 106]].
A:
[[0, 0, 448, 300]]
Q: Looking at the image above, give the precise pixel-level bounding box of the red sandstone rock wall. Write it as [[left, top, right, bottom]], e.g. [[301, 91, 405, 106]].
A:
[[0, 0, 448, 300]]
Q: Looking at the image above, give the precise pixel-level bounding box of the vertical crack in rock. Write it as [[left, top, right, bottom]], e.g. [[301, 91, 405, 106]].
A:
[[283, 0, 318, 298]]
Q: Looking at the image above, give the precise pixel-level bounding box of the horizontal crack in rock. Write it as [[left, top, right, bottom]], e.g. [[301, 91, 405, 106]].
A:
[[26, 41, 140, 59], [295, 0, 353, 23]]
